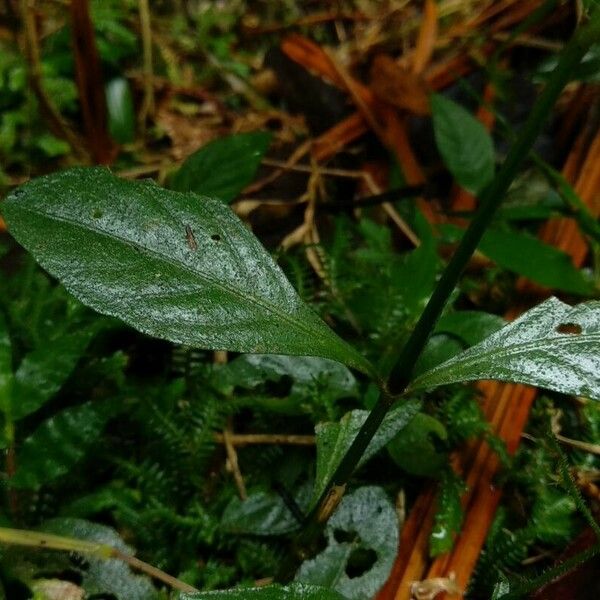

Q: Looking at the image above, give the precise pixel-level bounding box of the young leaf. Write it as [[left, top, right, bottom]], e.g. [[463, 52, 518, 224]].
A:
[[2, 168, 372, 375], [296, 486, 398, 600], [312, 400, 421, 503], [409, 297, 600, 400], [181, 583, 346, 600], [431, 93, 495, 195], [171, 131, 272, 203], [11, 402, 114, 489]]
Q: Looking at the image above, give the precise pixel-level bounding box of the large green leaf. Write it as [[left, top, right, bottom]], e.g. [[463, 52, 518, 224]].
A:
[[171, 131, 272, 202], [312, 400, 421, 503], [296, 486, 397, 600], [10, 328, 96, 421], [431, 93, 495, 195], [11, 402, 114, 489], [409, 297, 600, 399], [2, 168, 371, 374], [182, 584, 346, 600]]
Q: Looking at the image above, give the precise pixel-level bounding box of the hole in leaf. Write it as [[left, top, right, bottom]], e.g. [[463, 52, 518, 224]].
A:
[[345, 546, 377, 578], [211, 233, 221, 242], [92, 209, 103, 218], [556, 323, 582, 335], [333, 528, 357, 544]]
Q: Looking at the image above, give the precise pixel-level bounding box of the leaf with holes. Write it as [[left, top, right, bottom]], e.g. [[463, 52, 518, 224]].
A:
[[296, 486, 398, 600], [171, 131, 272, 202], [2, 168, 372, 375], [409, 298, 600, 400], [181, 583, 346, 600]]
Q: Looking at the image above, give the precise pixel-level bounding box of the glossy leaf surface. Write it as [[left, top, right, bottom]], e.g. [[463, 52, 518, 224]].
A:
[[181, 583, 346, 600], [2, 168, 371, 374], [296, 486, 397, 600], [431, 93, 495, 195], [171, 131, 272, 202], [409, 298, 600, 400], [312, 400, 420, 503]]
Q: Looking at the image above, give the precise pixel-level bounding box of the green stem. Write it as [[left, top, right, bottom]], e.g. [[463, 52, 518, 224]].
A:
[[308, 13, 600, 522]]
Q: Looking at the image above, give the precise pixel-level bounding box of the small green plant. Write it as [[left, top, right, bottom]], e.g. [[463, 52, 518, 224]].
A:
[[1, 11, 600, 600]]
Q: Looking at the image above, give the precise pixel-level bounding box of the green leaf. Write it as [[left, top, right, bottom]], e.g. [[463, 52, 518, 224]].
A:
[[313, 400, 421, 503], [409, 297, 600, 400], [106, 78, 135, 144], [10, 328, 96, 421], [413, 335, 464, 379], [181, 583, 346, 600], [387, 413, 447, 477], [435, 310, 506, 347], [431, 93, 495, 195], [479, 228, 594, 296], [221, 481, 312, 536], [171, 132, 272, 203], [430, 470, 466, 555], [441, 224, 594, 295], [42, 518, 159, 600], [218, 354, 358, 402], [11, 402, 113, 489], [296, 486, 397, 600], [2, 168, 371, 375], [0, 314, 13, 415]]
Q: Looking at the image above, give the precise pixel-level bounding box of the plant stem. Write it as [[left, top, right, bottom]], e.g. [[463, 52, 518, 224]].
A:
[[307, 13, 600, 523]]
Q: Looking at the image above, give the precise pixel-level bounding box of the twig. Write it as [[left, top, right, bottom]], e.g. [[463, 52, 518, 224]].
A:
[[138, 0, 155, 126], [0, 527, 197, 593], [213, 433, 315, 446], [223, 425, 248, 500]]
